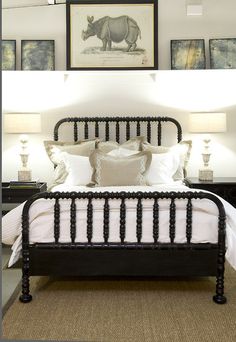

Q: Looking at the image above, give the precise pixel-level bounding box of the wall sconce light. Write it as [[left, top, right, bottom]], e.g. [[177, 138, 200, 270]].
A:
[[4, 113, 41, 182], [189, 113, 227, 181]]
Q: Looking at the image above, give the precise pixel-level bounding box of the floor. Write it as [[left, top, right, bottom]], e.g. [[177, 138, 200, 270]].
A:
[[2, 246, 22, 316]]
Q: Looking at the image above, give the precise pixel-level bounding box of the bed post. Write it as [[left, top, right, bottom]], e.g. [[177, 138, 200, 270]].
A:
[[19, 200, 33, 303], [213, 209, 227, 304]]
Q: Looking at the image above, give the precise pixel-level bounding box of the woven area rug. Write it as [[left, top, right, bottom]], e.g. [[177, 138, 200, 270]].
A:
[[2, 264, 236, 342]]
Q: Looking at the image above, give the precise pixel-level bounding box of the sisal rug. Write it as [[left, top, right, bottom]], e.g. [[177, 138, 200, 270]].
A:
[[2, 264, 236, 342]]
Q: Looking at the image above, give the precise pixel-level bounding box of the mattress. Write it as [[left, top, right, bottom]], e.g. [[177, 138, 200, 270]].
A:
[[2, 182, 236, 270]]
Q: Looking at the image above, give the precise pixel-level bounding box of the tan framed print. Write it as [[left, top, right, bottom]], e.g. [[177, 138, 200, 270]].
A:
[[66, 0, 158, 70]]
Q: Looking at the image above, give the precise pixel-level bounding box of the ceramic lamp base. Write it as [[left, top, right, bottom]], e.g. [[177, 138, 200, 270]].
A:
[[18, 170, 32, 182], [199, 169, 213, 181]]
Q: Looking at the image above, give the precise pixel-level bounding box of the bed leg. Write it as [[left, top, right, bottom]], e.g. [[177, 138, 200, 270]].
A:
[[213, 275, 227, 304], [19, 275, 32, 303], [213, 252, 227, 304]]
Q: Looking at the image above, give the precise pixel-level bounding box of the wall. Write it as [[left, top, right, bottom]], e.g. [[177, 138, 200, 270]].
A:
[[2, 70, 236, 184], [2, 0, 236, 185]]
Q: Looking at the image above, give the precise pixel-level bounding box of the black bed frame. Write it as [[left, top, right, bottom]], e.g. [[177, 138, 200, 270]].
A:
[[19, 117, 227, 304]]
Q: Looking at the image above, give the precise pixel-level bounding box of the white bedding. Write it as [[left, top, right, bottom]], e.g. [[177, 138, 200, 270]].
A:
[[2, 182, 236, 270]]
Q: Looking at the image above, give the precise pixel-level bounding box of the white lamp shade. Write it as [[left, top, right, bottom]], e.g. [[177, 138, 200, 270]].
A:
[[4, 113, 41, 133], [189, 113, 227, 133]]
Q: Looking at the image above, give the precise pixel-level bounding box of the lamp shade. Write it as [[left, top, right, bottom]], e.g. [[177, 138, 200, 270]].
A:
[[4, 113, 41, 133], [189, 113, 227, 133]]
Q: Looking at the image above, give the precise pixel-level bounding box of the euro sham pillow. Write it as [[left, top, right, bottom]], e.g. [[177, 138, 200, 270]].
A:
[[97, 136, 145, 154], [89, 150, 152, 187], [44, 139, 99, 166], [142, 140, 192, 180]]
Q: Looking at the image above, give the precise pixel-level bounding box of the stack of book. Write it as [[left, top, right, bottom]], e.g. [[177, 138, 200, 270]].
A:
[[9, 181, 40, 189]]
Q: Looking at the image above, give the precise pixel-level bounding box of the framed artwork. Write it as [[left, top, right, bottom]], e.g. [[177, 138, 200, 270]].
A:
[[66, 0, 158, 70], [2, 40, 16, 70], [171, 39, 206, 70], [21, 40, 55, 70], [210, 38, 236, 69]]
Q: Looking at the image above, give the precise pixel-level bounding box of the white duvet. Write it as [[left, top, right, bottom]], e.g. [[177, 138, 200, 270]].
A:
[[2, 182, 236, 270]]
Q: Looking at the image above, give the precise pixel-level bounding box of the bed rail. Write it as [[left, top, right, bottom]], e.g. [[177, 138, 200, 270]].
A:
[[20, 191, 226, 304]]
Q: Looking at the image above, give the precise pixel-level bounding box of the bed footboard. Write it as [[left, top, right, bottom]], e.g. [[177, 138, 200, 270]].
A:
[[19, 191, 226, 304]]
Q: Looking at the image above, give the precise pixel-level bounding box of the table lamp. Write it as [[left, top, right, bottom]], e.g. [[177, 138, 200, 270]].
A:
[[189, 112, 227, 181], [4, 113, 41, 181]]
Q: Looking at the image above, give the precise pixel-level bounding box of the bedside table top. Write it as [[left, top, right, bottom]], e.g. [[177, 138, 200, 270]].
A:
[[186, 177, 236, 185]]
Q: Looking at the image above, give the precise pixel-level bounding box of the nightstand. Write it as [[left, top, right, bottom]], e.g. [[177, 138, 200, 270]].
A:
[[2, 182, 47, 214], [185, 177, 236, 208]]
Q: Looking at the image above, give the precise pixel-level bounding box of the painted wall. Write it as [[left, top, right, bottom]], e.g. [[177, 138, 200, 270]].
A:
[[2, 0, 236, 70], [2, 70, 236, 184], [2, 0, 236, 185]]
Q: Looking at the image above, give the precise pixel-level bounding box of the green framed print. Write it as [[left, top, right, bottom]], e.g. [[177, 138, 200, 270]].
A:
[[2, 40, 16, 70], [66, 0, 158, 70], [21, 40, 55, 70], [171, 39, 206, 70], [210, 38, 236, 69]]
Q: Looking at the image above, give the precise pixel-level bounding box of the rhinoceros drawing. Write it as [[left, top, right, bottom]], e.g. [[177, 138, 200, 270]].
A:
[[82, 15, 141, 52]]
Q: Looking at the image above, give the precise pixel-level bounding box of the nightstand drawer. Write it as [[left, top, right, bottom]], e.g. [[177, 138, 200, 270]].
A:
[[2, 182, 47, 205]]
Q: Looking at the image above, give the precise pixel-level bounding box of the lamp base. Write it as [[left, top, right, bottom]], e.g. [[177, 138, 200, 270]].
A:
[[18, 170, 32, 182], [199, 169, 213, 181]]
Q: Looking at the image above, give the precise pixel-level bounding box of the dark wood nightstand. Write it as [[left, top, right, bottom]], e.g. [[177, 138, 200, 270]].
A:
[[185, 177, 236, 208], [2, 182, 47, 214]]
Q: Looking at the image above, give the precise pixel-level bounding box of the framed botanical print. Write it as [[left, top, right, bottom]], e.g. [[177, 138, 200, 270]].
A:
[[66, 0, 158, 70], [171, 39, 206, 70], [21, 40, 55, 70], [2, 40, 16, 70], [210, 38, 236, 69]]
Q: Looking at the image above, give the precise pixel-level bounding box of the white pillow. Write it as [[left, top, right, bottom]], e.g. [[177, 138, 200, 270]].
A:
[[108, 147, 139, 158], [60, 152, 93, 186], [147, 152, 180, 185]]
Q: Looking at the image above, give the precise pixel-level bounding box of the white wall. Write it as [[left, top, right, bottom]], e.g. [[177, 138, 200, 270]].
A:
[[2, 0, 236, 70], [2, 0, 236, 185], [2, 70, 236, 184]]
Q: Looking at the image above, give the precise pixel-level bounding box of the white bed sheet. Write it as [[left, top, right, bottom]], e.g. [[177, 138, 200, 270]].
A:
[[2, 182, 236, 270]]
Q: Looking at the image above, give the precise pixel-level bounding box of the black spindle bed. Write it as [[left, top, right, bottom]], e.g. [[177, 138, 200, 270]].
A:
[[19, 116, 227, 304]]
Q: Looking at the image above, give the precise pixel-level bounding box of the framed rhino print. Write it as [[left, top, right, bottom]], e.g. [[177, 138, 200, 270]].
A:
[[66, 0, 158, 70]]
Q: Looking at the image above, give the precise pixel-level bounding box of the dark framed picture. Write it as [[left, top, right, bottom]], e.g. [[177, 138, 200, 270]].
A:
[[2, 40, 16, 70], [210, 38, 236, 69], [21, 40, 55, 70], [171, 39, 206, 70], [66, 0, 158, 70]]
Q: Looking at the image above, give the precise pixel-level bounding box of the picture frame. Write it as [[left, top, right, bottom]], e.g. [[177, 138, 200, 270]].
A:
[[66, 0, 158, 70], [21, 40, 55, 71], [210, 38, 236, 69], [171, 39, 206, 70], [2, 40, 16, 70]]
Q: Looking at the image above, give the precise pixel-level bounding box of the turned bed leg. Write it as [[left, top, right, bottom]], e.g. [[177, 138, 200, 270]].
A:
[[19, 275, 32, 303], [213, 213, 227, 304]]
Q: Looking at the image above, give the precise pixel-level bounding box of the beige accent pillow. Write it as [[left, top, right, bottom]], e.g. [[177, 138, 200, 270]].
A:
[[97, 136, 145, 154], [142, 140, 192, 180], [89, 150, 152, 187], [44, 139, 99, 166]]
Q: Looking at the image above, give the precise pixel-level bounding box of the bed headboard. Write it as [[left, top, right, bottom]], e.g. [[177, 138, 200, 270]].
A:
[[54, 117, 182, 145]]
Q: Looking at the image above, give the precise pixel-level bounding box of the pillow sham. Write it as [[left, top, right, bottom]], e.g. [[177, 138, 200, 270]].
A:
[[142, 140, 192, 180], [44, 139, 99, 189], [60, 152, 93, 186], [44, 139, 99, 166], [146, 152, 180, 185], [97, 136, 145, 154], [89, 150, 152, 187]]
